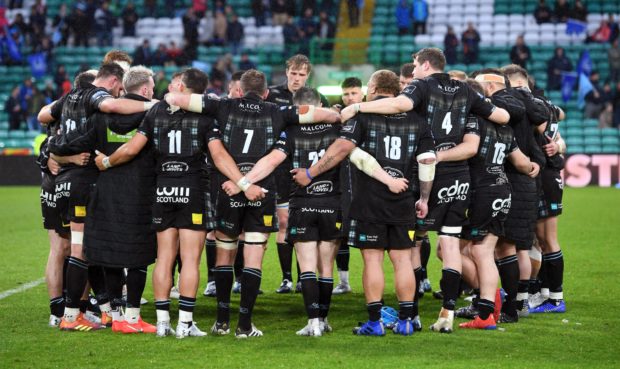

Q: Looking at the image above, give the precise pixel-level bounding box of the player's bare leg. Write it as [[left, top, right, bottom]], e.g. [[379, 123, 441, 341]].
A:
[[153, 228, 179, 337], [175, 229, 207, 338], [46, 230, 70, 327]]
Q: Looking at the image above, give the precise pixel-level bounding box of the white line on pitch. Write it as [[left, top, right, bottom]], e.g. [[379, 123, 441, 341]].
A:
[[0, 278, 45, 300]]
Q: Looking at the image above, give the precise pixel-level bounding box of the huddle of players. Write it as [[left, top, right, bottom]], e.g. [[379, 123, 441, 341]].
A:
[[36, 47, 566, 339]]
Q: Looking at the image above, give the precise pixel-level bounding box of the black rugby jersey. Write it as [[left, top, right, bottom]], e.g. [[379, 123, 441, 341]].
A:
[[339, 100, 435, 224], [273, 122, 341, 208], [49, 83, 113, 176], [537, 93, 565, 170], [502, 87, 548, 173], [401, 73, 495, 170], [468, 116, 519, 188], [199, 92, 299, 190], [266, 83, 330, 108], [138, 101, 220, 186]]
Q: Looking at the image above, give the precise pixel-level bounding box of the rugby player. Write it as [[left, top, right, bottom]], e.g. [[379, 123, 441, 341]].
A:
[[399, 63, 415, 91], [266, 54, 330, 294], [39, 63, 154, 331], [497, 64, 549, 321], [340, 48, 510, 333], [96, 68, 263, 338], [165, 69, 339, 338], [293, 70, 436, 336], [53, 66, 158, 333], [333, 77, 365, 295]]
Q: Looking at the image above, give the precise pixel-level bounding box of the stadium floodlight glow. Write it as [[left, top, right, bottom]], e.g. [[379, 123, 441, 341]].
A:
[[317, 85, 368, 96]]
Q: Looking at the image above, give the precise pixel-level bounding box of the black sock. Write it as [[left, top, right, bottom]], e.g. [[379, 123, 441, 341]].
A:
[[178, 295, 196, 323], [497, 255, 519, 317], [420, 235, 431, 280], [215, 265, 234, 323], [517, 280, 530, 309], [50, 296, 64, 317], [539, 257, 549, 291], [126, 267, 147, 308], [238, 268, 261, 330], [545, 250, 564, 302], [440, 268, 461, 310], [65, 256, 89, 309], [155, 299, 170, 314], [398, 301, 414, 320], [477, 298, 495, 320], [104, 267, 124, 308], [367, 301, 382, 322], [300, 272, 319, 319], [528, 278, 540, 295], [336, 244, 350, 272], [62, 256, 69, 298], [205, 239, 216, 282], [276, 242, 293, 281], [88, 265, 109, 306], [296, 260, 301, 283], [79, 299, 89, 313], [413, 267, 422, 315], [234, 241, 245, 280], [318, 277, 334, 318]]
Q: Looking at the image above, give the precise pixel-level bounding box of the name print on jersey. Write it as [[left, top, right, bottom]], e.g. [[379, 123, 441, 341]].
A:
[[156, 187, 190, 203]]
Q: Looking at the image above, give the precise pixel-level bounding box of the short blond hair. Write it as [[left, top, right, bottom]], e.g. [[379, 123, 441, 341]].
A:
[[122, 65, 154, 94]]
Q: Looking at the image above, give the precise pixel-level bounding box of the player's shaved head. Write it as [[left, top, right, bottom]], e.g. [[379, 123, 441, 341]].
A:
[[293, 87, 321, 106]]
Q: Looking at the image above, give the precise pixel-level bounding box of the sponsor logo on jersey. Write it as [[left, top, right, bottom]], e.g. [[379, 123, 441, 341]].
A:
[[437, 180, 469, 203], [359, 233, 378, 242], [335, 222, 341, 230], [491, 194, 511, 217], [162, 161, 189, 172], [300, 124, 332, 133], [238, 102, 262, 111], [290, 226, 306, 235], [192, 213, 203, 225], [40, 189, 57, 207], [555, 177, 564, 189], [229, 200, 262, 208], [340, 121, 356, 133], [153, 217, 162, 224], [306, 180, 334, 195], [55, 182, 71, 199], [107, 128, 136, 143], [74, 206, 86, 217], [439, 84, 460, 93], [237, 162, 255, 174], [156, 187, 191, 203], [263, 215, 273, 227], [408, 230, 415, 241], [384, 167, 404, 179]]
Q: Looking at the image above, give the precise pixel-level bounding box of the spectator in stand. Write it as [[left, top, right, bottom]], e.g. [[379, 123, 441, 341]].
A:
[[553, 0, 570, 23], [609, 39, 620, 82], [302, 0, 316, 13], [547, 47, 573, 90], [53, 65, 67, 92], [152, 43, 170, 66], [584, 71, 604, 119], [283, 15, 301, 54], [227, 13, 244, 55], [613, 81, 620, 128], [10, 13, 30, 46], [609, 15, 619, 44], [36, 36, 54, 65], [252, 0, 266, 27], [144, 0, 157, 17], [534, 0, 552, 24], [212, 10, 227, 46], [29, 0, 47, 33], [42, 80, 56, 103], [0, 8, 9, 38], [598, 81, 614, 128], [18, 78, 33, 120], [5, 86, 22, 131], [444, 26, 459, 65], [510, 35, 531, 68], [183, 8, 200, 50], [272, 0, 289, 26], [154, 70, 170, 99], [238, 53, 256, 70], [299, 8, 317, 39], [8, 1, 24, 10], [122, 2, 139, 37], [317, 10, 335, 51], [167, 41, 182, 64], [52, 4, 70, 46], [462, 22, 480, 64], [587, 20, 611, 43], [395, 0, 412, 36], [94, 1, 116, 47], [209, 54, 234, 95], [347, 0, 359, 27], [412, 0, 428, 35], [70, 4, 91, 47], [193, 0, 207, 18], [570, 0, 587, 22], [133, 39, 152, 66], [27, 85, 45, 132]]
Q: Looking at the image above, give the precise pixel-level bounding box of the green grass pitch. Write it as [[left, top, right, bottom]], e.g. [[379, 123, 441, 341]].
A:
[[0, 186, 619, 368]]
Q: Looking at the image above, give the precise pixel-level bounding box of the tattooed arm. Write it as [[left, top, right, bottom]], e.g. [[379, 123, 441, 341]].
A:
[[291, 138, 356, 187]]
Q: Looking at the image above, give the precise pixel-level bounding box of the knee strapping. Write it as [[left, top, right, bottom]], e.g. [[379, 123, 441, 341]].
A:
[[215, 238, 239, 250], [244, 232, 268, 245]]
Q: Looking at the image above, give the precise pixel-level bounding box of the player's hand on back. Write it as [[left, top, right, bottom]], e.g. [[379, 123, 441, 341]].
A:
[[340, 105, 356, 122], [415, 199, 429, 219], [94, 151, 107, 171], [244, 184, 266, 201], [222, 180, 242, 196], [290, 168, 312, 187], [543, 135, 559, 157], [47, 158, 60, 175], [71, 152, 90, 166], [387, 177, 409, 194], [528, 162, 540, 178]]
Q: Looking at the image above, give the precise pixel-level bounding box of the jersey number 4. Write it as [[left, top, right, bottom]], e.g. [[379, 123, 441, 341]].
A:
[[441, 112, 452, 134]]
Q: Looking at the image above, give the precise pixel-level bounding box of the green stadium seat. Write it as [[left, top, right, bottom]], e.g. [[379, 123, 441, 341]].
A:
[[0, 123, 8, 130], [583, 119, 599, 128], [0, 131, 8, 139], [584, 127, 601, 136], [601, 128, 619, 136], [584, 137, 601, 146], [8, 131, 26, 139], [602, 136, 620, 145], [566, 145, 584, 154], [584, 145, 600, 154], [565, 119, 582, 128], [602, 146, 620, 153], [566, 127, 583, 136], [566, 137, 583, 146]]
